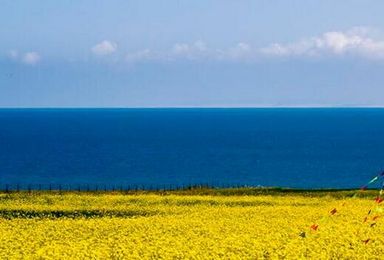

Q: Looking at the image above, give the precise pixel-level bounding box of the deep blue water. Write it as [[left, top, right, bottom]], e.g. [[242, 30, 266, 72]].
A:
[[1, 108, 384, 189]]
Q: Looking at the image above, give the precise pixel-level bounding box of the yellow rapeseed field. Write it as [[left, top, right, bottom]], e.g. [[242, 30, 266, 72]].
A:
[[0, 191, 383, 259]]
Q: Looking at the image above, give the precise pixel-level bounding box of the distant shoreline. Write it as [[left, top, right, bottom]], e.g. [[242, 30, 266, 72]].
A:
[[0, 187, 380, 198]]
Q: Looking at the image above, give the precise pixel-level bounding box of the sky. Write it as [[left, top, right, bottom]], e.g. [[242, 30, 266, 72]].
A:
[[1, 0, 384, 107]]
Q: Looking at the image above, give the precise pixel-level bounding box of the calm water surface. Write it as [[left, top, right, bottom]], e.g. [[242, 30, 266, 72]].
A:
[[1, 108, 383, 189]]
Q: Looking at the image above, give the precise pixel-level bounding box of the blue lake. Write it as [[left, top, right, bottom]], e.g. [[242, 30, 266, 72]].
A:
[[1, 108, 384, 189]]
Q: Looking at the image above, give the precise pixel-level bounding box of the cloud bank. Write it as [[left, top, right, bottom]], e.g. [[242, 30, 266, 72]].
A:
[[5, 27, 384, 65], [123, 28, 384, 64], [261, 27, 384, 59], [125, 41, 254, 64]]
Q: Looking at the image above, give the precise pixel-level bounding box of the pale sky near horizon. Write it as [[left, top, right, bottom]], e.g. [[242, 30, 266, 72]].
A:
[[1, 0, 384, 107]]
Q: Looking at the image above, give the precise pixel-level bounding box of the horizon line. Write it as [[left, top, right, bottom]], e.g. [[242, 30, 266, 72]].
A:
[[2, 106, 384, 109]]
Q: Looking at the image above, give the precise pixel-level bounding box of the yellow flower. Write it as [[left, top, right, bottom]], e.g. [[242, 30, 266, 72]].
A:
[[0, 192, 382, 259]]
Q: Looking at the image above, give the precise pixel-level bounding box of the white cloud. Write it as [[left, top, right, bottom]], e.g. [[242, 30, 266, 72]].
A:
[[6, 50, 41, 65], [172, 43, 191, 54], [171, 41, 209, 60], [124, 41, 254, 64], [120, 28, 384, 65], [22, 52, 41, 65], [261, 27, 384, 59], [172, 41, 207, 54], [219, 42, 252, 60], [91, 40, 117, 56]]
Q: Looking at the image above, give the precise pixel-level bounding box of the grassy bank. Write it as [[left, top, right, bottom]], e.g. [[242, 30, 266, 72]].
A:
[[1, 186, 380, 197]]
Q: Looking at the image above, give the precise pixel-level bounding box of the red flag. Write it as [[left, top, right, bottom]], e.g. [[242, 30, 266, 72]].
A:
[[363, 238, 370, 244], [375, 197, 383, 203], [373, 216, 380, 221], [330, 208, 337, 215], [310, 224, 318, 231]]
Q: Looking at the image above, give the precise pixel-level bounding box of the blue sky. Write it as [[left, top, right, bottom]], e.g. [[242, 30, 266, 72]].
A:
[[1, 0, 384, 107]]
